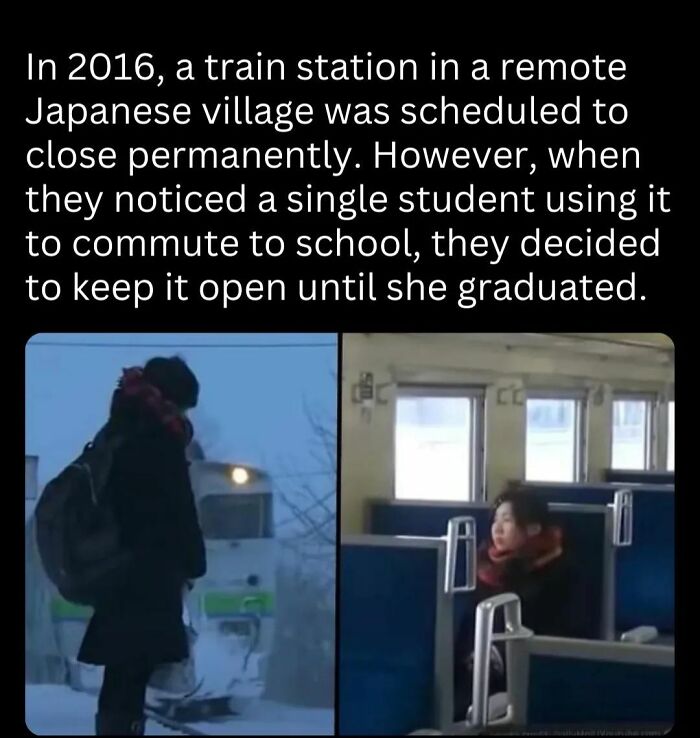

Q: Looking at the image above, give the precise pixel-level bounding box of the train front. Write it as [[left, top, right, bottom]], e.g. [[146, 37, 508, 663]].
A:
[[154, 460, 278, 721]]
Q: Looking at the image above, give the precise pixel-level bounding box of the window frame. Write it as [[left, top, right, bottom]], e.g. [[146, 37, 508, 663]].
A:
[[611, 391, 659, 471], [666, 399, 674, 472], [394, 384, 486, 503], [525, 388, 588, 483]]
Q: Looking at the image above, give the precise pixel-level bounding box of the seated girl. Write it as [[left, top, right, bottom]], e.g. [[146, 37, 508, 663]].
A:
[[453, 488, 587, 720]]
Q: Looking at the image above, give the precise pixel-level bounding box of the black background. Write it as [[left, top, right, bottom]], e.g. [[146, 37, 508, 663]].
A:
[[15, 23, 688, 735], [14, 38, 687, 331]]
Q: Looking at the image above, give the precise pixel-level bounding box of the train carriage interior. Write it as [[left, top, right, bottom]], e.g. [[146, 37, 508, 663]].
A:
[[338, 332, 675, 735]]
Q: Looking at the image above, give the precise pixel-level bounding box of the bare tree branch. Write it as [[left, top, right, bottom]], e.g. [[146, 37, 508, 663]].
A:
[[275, 384, 337, 555]]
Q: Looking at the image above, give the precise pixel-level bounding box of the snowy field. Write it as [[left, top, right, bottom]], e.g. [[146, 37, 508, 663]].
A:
[[26, 686, 334, 735]]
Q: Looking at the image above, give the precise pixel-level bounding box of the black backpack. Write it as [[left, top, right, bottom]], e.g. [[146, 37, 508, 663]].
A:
[[34, 426, 133, 606]]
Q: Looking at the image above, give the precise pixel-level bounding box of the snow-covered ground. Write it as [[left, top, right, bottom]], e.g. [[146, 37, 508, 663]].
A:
[[26, 685, 334, 735]]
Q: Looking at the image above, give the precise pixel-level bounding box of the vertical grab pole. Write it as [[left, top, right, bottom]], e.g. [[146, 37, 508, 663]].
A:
[[470, 599, 494, 726], [444, 517, 477, 594], [470, 594, 533, 730], [611, 489, 634, 547]]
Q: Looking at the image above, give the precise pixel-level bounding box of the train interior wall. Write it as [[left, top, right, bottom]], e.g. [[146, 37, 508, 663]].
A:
[[340, 333, 674, 534]]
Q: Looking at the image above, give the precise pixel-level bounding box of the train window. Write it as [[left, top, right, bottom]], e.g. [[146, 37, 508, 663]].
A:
[[525, 392, 586, 482], [394, 386, 485, 501], [611, 394, 656, 470], [198, 493, 274, 539], [667, 401, 674, 471]]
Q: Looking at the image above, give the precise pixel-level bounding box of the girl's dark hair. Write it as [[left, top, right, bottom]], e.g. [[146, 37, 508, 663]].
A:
[[143, 356, 199, 410], [492, 488, 551, 530]]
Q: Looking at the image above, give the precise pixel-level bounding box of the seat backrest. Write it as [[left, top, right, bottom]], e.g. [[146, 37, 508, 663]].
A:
[[367, 500, 492, 538], [524, 637, 674, 726], [339, 536, 452, 735], [616, 490, 674, 633], [522, 483, 675, 635], [604, 469, 674, 485], [367, 500, 609, 640]]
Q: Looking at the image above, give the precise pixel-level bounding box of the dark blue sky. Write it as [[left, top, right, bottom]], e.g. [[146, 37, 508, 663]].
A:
[[26, 334, 338, 499]]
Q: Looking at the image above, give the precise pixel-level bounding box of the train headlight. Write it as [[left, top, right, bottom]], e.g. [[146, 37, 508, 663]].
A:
[[231, 466, 250, 485]]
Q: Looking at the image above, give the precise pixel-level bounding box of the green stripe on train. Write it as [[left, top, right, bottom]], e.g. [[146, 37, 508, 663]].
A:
[[51, 598, 93, 621], [203, 591, 274, 616], [50, 591, 275, 620]]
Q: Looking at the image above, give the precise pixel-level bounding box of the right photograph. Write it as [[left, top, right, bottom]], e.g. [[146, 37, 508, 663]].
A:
[[338, 333, 674, 735]]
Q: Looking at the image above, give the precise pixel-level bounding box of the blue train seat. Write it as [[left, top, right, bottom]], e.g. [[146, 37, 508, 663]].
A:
[[524, 637, 674, 728], [366, 500, 611, 640], [604, 469, 674, 485], [521, 483, 675, 635], [339, 536, 455, 735]]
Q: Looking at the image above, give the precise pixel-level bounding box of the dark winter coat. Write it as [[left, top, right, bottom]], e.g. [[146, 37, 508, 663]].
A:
[[453, 551, 587, 719], [78, 411, 206, 667]]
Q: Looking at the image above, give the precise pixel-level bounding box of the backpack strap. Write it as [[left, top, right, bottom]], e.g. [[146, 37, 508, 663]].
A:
[[92, 423, 126, 452], [77, 425, 126, 504]]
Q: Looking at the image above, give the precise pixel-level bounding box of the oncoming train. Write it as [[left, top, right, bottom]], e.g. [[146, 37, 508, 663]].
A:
[[38, 459, 276, 720]]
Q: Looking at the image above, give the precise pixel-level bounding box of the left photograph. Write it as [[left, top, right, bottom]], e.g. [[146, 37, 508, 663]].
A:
[[25, 333, 337, 736]]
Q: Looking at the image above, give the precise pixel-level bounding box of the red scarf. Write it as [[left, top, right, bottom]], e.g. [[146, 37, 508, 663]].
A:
[[116, 367, 192, 443], [477, 526, 564, 589]]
